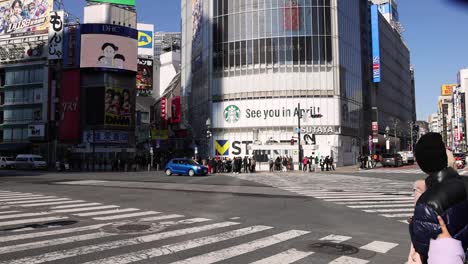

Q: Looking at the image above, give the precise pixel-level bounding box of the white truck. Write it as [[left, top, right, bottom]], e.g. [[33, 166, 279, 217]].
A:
[[398, 151, 415, 165]]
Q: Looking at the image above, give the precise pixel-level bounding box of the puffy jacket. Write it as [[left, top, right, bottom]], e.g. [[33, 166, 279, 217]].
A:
[[428, 238, 465, 264], [409, 167, 468, 264]]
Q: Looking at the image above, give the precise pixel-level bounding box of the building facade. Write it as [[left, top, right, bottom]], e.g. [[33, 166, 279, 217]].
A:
[[181, 0, 414, 167], [428, 113, 439, 133], [438, 95, 453, 147]]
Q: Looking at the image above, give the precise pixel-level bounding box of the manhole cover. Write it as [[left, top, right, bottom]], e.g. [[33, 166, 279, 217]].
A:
[[102, 222, 166, 235], [295, 242, 359, 256]]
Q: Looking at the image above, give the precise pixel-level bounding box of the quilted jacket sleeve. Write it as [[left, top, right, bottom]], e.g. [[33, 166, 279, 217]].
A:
[[410, 203, 441, 259]]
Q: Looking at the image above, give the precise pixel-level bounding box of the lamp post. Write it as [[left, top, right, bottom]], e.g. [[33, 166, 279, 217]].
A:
[[385, 126, 390, 153], [297, 103, 303, 171], [206, 118, 212, 158]]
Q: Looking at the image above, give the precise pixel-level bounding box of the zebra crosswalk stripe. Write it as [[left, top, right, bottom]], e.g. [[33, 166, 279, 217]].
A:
[[52, 205, 120, 213], [364, 208, 414, 213], [250, 248, 314, 264], [0, 216, 68, 227], [329, 256, 369, 264], [51, 203, 102, 209], [81, 225, 274, 264], [0, 211, 52, 220], [380, 213, 413, 218], [0, 232, 115, 254], [0, 196, 51, 202], [0, 221, 240, 264], [0, 223, 109, 243], [21, 200, 86, 207], [0, 211, 21, 215], [325, 197, 413, 202], [93, 211, 160, 221], [360, 241, 398, 253], [348, 204, 414, 209], [4, 198, 71, 205], [320, 234, 352, 243], [140, 214, 184, 222], [169, 230, 310, 264], [74, 208, 139, 217], [158, 218, 211, 226]]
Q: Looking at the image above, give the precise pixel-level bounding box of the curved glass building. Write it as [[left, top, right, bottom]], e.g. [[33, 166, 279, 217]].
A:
[[181, 0, 414, 166]]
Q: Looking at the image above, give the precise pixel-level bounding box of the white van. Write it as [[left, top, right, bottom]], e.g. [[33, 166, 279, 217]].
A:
[[0, 157, 15, 169], [15, 155, 47, 170]]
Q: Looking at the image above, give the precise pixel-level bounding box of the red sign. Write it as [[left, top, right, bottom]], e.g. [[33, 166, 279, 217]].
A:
[[170, 96, 181, 124], [161, 97, 167, 120], [58, 70, 81, 141], [283, 0, 299, 31]]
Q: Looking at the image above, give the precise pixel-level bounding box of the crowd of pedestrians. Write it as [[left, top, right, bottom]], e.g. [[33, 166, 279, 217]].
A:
[[205, 156, 257, 174]]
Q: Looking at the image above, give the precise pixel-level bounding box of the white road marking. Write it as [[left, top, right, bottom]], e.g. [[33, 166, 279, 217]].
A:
[[81, 225, 273, 264], [93, 211, 160, 221], [0, 217, 68, 227], [399, 220, 409, 224], [0, 211, 20, 215], [0, 221, 240, 264], [140, 214, 184, 222], [0, 196, 50, 201], [360, 241, 398, 253], [4, 198, 71, 205], [0, 193, 36, 198], [57, 180, 109, 185], [74, 208, 140, 217], [364, 208, 414, 213], [52, 205, 120, 213], [0, 212, 52, 220], [337, 201, 415, 205], [381, 213, 413, 218], [316, 195, 397, 199], [0, 223, 109, 243], [159, 218, 211, 226], [0, 232, 114, 254], [325, 197, 413, 202], [21, 200, 86, 207], [170, 230, 310, 264], [348, 204, 414, 209], [319, 234, 352, 243], [250, 248, 314, 264], [51, 203, 102, 209], [329, 256, 369, 264]]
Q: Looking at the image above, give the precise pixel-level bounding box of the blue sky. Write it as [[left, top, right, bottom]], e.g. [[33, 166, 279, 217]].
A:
[[63, 0, 468, 121]]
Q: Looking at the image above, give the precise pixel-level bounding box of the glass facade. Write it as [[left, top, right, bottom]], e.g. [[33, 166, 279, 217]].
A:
[[212, 0, 332, 72]]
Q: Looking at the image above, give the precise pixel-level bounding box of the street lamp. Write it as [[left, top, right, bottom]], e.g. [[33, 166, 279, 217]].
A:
[[385, 126, 390, 153], [206, 118, 212, 158]]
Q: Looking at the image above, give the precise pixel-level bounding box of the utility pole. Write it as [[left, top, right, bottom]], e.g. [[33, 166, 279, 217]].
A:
[[297, 103, 303, 171], [410, 121, 414, 152]]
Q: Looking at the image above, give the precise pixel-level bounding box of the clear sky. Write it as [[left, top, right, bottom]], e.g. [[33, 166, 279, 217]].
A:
[[63, 0, 468, 121]]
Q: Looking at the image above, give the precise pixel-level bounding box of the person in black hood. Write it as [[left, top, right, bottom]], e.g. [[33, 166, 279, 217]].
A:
[[409, 133, 468, 264]]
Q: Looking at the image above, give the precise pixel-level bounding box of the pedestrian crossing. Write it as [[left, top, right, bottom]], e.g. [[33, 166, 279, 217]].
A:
[[230, 173, 417, 224], [358, 167, 468, 175], [0, 189, 402, 263]]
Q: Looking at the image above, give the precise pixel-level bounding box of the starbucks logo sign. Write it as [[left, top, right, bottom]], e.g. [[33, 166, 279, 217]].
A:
[[224, 105, 240, 123]]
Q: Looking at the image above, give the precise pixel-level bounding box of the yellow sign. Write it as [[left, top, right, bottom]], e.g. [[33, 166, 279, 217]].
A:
[[215, 140, 229, 156], [151, 129, 168, 140], [441, 84, 456, 96], [138, 31, 152, 48]]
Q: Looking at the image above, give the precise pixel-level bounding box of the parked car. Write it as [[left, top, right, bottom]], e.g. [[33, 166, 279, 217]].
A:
[[14, 155, 47, 170], [0, 157, 15, 169], [165, 158, 208, 176], [381, 153, 403, 167], [398, 151, 415, 165], [453, 153, 466, 166]]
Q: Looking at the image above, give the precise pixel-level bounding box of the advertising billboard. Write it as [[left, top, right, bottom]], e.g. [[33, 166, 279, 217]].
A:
[[212, 98, 340, 129], [136, 58, 153, 91], [137, 23, 153, 56], [104, 87, 132, 127], [59, 70, 80, 141], [0, 41, 45, 62], [371, 5, 381, 83], [191, 0, 202, 72], [48, 10, 64, 60], [88, 0, 135, 6], [441, 84, 456, 96], [83, 130, 129, 144], [0, 0, 53, 37], [80, 24, 138, 72]]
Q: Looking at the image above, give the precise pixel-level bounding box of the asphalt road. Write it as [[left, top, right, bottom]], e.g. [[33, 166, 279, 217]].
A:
[[0, 169, 417, 263]]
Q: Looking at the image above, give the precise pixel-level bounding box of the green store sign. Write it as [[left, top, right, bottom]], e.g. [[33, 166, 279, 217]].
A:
[[89, 0, 136, 6]]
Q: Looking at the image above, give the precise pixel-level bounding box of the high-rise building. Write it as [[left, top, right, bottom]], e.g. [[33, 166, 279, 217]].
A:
[[438, 95, 453, 147], [428, 113, 440, 133], [181, 0, 415, 167], [153, 32, 182, 61]]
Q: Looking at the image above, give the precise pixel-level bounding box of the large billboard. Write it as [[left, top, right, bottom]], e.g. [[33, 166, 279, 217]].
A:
[[191, 0, 202, 71], [371, 5, 381, 83], [105, 87, 132, 127], [212, 98, 340, 129], [0, 0, 53, 37], [441, 84, 456, 96], [137, 23, 153, 56], [80, 24, 138, 72], [59, 70, 81, 141], [136, 58, 153, 91], [88, 0, 135, 6]]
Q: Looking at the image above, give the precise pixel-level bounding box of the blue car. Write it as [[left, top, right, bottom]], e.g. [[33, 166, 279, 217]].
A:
[[165, 159, 208, 176]]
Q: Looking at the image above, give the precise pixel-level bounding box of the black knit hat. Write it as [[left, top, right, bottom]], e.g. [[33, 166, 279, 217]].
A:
[[415, 133, 447, 174]]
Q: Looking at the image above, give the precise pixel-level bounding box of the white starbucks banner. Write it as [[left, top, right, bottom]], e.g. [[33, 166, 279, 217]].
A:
[[212, 98, 340, 129]]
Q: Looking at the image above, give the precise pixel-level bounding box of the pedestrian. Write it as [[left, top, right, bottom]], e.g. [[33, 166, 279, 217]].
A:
[[320, 158, 324, 171], [282, 157, 288, 172], [330, 156, 335, 171], [251, 157, 256, 173], [243, 156, 248, 173], [409, 133, 468, 264], [308, 156, 313, 172], [324, 156, 330, 171], [302, 156, 308, 172], [268, 157, 274, 172]]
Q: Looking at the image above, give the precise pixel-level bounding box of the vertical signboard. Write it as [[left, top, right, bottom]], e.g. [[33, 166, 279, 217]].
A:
[[161, 97, 167, 120], [170, 96, 181, 124], [137, 23, 154, 56], [371, 5, 381, 83], [136, 58, 153, 91], [104, 87, 133, 127], [48, 10, 64, 60], [441, 84, 456, 96], [59, 70, 81, 141]]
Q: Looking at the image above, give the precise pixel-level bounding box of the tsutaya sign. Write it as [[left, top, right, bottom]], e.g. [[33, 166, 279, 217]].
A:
[[213, 98, 340, 128], [294, 126, 341, 135]]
